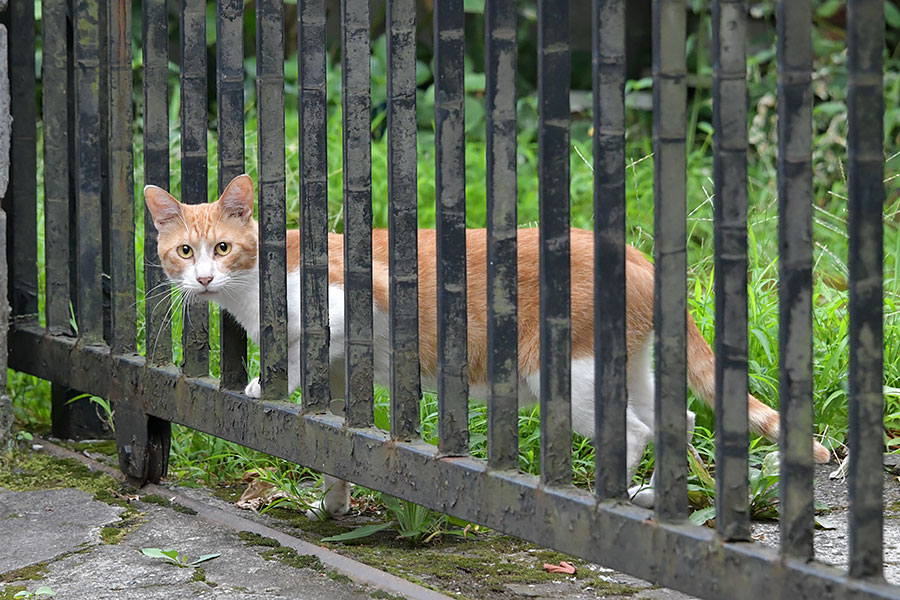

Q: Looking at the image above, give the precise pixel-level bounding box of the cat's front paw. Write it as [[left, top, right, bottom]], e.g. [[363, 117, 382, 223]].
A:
[[628, 482, 655, 509], [244, 377, 261, 398], [305, 476, 351, 520], [305, 498, 350, 520]]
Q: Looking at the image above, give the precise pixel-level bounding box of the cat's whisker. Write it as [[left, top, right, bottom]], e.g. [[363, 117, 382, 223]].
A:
[[150, 289, 181, 317], [148, 289, 184, 362], [143, 286, 179, 307]]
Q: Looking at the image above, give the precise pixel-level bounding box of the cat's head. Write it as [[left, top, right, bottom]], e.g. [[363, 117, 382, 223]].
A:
[[144, 174, 258, 298]]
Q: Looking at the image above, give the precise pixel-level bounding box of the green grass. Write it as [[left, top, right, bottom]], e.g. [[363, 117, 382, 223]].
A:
[[9, 22, 900, 521]]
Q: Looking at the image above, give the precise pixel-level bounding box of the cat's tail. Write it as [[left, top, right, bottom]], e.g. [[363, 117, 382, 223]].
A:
[[686, 314, 831, 463]]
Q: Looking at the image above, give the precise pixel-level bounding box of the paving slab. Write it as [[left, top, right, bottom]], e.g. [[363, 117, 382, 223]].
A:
[[0, 488, 124, 572], [25, 501, 375, 600]]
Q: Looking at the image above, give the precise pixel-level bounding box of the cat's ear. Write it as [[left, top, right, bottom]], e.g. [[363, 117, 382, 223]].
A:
[[218, 174, 255, 222], [144, 185, 183, 230]]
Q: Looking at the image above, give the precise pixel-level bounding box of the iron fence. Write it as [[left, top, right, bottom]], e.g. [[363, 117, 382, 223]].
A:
[[3, 0, 898, 597]]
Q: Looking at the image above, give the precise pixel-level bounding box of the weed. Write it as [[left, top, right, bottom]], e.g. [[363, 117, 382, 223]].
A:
[[140, 548, 220, 568], [11, 587, 55, 599]]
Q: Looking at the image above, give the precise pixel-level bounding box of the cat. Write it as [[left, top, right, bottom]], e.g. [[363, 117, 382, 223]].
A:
[[144, 174, 831, 515]]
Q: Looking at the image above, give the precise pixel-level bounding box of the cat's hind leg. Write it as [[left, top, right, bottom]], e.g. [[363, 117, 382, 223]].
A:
[[627, 409, 696, 509], [306, 474, 351, 519]]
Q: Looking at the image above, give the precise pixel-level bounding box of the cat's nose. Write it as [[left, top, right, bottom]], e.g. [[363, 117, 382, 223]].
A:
[[197, 276, 214, 287]]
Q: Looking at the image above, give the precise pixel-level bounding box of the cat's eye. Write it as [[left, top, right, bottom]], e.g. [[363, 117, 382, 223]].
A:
[[177, 244, 193, 259], [215, 241, 231, 256]]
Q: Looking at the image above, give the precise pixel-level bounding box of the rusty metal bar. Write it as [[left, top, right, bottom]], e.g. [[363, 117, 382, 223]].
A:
[[11, 323, 900, 600], [776, 0, 814, 559], [142, 0, 172, 365], [434, 0, 469, 456], [298, 0, 331, 411], [651, 0, 688, 521], [43, 0, 71, 334], [386, 0, 421, 440], [341, 0, 375, 427], [484, 0, 518, 470], [257, 0, 289, 400], [73, 0, 104, 345], [592, 0, 627, 499], [846, 0, 885, 580], [180, 0, 210, 375], [107, 0, 136, 354], [537, 0, 572, 487], [711, 0, 750, 541], [216, 0, 248, 390]]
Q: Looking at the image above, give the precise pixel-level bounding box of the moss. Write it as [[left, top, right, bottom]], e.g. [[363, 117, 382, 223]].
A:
[[0, 585, 27, 600], [192, 567, 217, 586], [140, 494, 171, 507], [0, 563, 49, 584], [260, 547, 322, 571], [264, 506, 352, 539], [327, 571, 352, 584], [63, 440, 118, 457], [211, 485, 242, 504], [99, 515, 144, 545], [140, 494, 197, 515], [171, 503, 198, 515], [100, 525, 126, 545], [0, 452, 111, 496], [238, 532, 281, 548]]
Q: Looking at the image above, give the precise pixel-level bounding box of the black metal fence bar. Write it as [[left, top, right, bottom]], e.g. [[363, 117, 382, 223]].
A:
[[537, 0, 572, 486], [484, 0, 519, 470], [298, 0, 331, 411], [42, 0, 71, 334], [341, 0, 375, 427], [652, 0, 688, 521], [108, 0, 136, 354], [99, 1, 111, 345], [592, 0, 627, 499], [73, 0, 104, 345], [256, 0, 289, 400], [180, 0, 210, 375], [775, 0, 815, 559], [386, 0, 421, 440], [847, 0, 885, 580], [142, 0, 171, 365], [434, 0, 469, 456], [4, 0, 37, 320], [216, 0, 248, 390], [711, 0, 749, 541]]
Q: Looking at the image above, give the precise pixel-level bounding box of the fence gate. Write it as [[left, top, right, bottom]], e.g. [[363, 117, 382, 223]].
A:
[[4, 0, 898, 598]]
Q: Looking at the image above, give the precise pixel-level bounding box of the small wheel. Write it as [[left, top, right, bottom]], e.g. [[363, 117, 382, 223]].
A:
[[146, 435, 166, 483], [145, 419, 171, 484]]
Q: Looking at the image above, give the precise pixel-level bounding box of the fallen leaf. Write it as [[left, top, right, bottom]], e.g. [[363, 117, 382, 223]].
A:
[[543, 561, 576, 575], [235, 468, 290, 511]]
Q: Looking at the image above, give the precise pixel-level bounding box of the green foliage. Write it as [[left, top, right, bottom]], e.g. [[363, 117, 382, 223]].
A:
[[321, 494, 473, 545], [65, 394, 115, 433]]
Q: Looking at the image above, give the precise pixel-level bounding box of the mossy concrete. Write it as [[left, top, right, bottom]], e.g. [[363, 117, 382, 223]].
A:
[[0, 449, 418, 599]]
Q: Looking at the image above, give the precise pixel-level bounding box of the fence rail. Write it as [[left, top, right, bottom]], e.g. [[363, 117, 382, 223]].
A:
[[4, 1, 897, 598]]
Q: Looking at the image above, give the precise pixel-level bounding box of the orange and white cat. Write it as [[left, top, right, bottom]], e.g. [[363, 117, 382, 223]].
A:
[[145, 174, 830, 515]]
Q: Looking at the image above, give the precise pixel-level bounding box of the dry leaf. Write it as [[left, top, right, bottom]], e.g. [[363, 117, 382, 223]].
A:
[[235, 468, 290, 511], [542, 561, 576, 575]]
